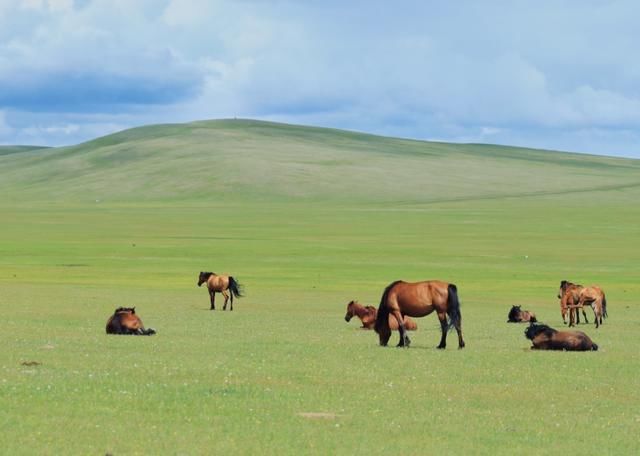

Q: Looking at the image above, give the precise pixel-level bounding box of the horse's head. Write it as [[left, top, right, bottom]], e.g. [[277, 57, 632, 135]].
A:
[[197, 271, 211, 287], [558, 280, 571, 299], [507, 305, 522, 322], [344, 301, 356, 321]]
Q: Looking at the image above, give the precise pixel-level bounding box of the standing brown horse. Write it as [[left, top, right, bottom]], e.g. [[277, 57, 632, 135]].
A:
[[558, 280, 588, 326], [106, 307, 156, 335], [578, 286, 607, 328], [558, 280, 607, 327], [197, 271, 243, 310], [344, 300, 417, 330], [374, 280, 464, 349]]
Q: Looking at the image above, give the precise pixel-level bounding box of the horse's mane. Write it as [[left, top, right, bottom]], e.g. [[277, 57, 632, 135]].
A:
[[374, 280, 403, 333], [114, 306, 135, 314], [201, 271, 214, 279], [524, 322, 556, 340]]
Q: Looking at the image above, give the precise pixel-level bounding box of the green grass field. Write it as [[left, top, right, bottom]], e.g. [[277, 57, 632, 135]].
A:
[[1, 120, 639, 454]]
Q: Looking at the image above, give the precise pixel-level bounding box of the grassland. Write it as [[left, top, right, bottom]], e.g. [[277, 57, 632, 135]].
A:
[[1, 120, 639, 455]]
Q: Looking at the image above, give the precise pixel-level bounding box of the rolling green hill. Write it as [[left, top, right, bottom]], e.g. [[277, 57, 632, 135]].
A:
[[1, 119, 639, 203]]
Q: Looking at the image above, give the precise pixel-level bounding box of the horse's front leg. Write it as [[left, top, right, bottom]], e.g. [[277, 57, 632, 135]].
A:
[[210, 291, 216, 310], [222, 290, 230, 311], [392, 311, 410, 347], [437, 312, 448, 349]]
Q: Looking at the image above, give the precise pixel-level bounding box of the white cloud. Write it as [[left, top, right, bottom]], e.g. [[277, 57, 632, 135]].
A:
[[1, 0, 640, 156]]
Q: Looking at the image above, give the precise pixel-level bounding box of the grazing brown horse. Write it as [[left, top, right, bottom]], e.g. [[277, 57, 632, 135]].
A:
[[507, 305, 537, 323], [106, 307, 156, 335], [197, 271, 243, 310], [578, 286, 607, 328], [524, 322, 598, 351], [344, 300, 417, 330], [374, 280, 464, 349]]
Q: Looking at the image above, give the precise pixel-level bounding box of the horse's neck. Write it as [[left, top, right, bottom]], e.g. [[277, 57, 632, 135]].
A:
[[353, 305, 370, 318]]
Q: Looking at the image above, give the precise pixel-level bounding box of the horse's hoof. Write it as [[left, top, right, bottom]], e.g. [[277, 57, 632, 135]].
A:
[[437, 345, 446, 350]]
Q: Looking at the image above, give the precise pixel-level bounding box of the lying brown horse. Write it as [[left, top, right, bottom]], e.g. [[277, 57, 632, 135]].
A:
[[507, 305, 537, 323], [374, 280, 464, 349], [578, 285, 607, 328], [558, 280, 589, 325], [344, 300, 417, 330], [106, 307, 156, 335], [525, 322, 598, 351], [197, 271, 243, 310]]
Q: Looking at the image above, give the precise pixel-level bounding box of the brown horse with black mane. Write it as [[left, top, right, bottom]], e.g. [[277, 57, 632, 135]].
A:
[[198, 272, 243, 310], [374, 280, 464, 349], [106, 307, 156, 335], [507, 305, 537, 323], [524, 322, 598, 351], [345, 300, 417, 331]]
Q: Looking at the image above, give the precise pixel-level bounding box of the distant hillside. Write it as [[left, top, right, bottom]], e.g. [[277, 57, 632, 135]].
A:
[[0, 145, 50, 156], [1, 119, 639, 203]]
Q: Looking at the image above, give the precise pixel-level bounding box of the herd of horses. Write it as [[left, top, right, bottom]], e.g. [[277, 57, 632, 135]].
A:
[[344, 279, 604, 351], [105, 273, 605, 352]]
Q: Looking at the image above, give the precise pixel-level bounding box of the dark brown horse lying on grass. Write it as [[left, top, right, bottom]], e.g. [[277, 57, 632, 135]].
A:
[[524, 322, 597, 351], [507, 305, 537, 323], [198, 271, 243, 310], [344, 300, 417, 330], [106, 307, 156, 335], [375, 280, 464, 349]]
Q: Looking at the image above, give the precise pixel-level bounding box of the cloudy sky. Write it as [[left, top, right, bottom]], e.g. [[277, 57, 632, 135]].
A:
[[1, 0, 639, 157]]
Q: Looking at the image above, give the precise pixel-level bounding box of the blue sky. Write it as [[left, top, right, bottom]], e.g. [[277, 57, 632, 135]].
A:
[[1, 0, 639, 158]]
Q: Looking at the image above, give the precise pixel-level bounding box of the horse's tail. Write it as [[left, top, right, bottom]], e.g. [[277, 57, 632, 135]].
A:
[[374, 280, 402, 334], [229, 276, 243, 298], [602, 294, 608, 318], [446, 283, 462, 330]]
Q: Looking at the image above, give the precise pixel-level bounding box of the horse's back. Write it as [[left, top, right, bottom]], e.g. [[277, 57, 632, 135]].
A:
[[390, 280, 450, 317], [208, 273, 230, 291]]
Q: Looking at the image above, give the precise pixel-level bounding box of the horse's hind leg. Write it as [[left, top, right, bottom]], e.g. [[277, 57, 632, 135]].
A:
[[222, 290, 230, 310], [581, 307, 589, 324], [437, 312, 448, 349], [392, 311, 410, 347], [454, 314, 465, 349]]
